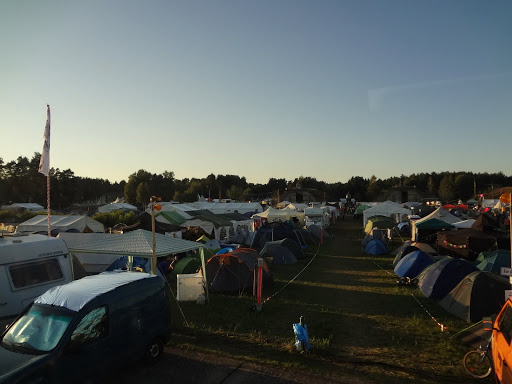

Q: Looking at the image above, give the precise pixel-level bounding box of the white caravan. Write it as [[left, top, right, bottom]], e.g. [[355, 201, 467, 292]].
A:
[[304, 207, 329, 228], [0, 234, 73, 328]]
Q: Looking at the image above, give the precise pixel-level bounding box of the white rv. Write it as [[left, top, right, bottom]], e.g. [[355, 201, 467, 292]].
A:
[[0, 234, 73, 328], [304, 207, 329, 228]]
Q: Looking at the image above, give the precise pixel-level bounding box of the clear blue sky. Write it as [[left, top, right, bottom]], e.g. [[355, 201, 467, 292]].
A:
[[1, 0, 511, 184]]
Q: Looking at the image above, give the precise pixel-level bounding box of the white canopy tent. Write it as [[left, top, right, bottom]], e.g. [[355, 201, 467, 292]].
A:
[[287, 203, 309, 212], [98, 202, 138, 213], [411, 207, 461, 240], [362, 201, 411, 226], [252, 207, 305, 225], [452, 219, 477, 229], [67, 229, 208, 302], [190, 201, 263, 214], [58, 232, 120, 273], [1, 203, 45, 211], [16, 215, 105, 234]]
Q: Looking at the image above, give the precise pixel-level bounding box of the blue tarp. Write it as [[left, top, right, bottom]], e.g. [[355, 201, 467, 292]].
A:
[[364, 239, 387, 255], [419, 257, 478, 299], [394, 250, 433, 278]]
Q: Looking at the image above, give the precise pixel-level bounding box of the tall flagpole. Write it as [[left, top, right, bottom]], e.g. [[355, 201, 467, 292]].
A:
[[46, 171, 50, 237], [38, 105, 51, 236]]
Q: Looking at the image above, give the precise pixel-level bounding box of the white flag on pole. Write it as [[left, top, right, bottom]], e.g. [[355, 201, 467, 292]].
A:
[[38, 105, 51, 176]]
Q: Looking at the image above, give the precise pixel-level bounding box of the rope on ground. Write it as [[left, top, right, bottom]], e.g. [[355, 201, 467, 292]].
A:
[[260, 241, 322, 307], [367, 257, 448, 333], [165, 278, 190, 327], [409, 292, 448, 332]]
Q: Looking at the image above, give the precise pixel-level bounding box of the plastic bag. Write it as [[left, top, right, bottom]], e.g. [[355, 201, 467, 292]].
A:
[[293, 323, 312, 351]]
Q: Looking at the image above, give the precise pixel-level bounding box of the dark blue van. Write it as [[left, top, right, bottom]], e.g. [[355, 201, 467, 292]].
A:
[[0, 271, 171, 384]]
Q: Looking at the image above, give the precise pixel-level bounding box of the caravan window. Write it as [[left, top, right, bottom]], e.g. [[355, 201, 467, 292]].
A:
[[9, 259, 64, 289]]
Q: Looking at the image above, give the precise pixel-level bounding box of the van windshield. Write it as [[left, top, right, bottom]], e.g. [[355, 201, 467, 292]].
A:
[[1, 304, 74, 354]]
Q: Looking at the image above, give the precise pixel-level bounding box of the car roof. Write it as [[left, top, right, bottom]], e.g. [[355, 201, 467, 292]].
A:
[[35, 271, 157, 312]]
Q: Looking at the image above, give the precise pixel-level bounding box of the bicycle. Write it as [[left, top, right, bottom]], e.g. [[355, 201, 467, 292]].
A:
[[463, 332, 493, 379]]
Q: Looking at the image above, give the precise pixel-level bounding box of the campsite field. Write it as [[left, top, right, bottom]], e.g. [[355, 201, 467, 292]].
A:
[[167, 218, 492, 383]]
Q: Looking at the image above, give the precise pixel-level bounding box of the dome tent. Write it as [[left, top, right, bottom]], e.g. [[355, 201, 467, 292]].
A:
[[418, 257, 478, 300], [439, 271, 509, 323], [394, 250, 433, 279]]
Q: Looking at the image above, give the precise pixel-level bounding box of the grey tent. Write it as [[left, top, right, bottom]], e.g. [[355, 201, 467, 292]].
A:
[[268, 246, 297, 265], [260, 238, 305, 260], [439, 271, 509, 323]]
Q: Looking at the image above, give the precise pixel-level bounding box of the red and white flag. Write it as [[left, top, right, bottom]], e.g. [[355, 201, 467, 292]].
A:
[[38, 105, 51, 176]]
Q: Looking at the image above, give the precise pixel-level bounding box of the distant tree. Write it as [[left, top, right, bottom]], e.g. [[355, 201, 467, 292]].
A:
[[227, 185, 244, 201], [454, 173, 474, 200], [438, 174, 455, 201], [345, 176, 369, 201], [92, 211, 137, 229], [136, 182, 150, 207], [367, 175, 385, 201], [173, 190, 183, 202], [427, 176, 436, 195]]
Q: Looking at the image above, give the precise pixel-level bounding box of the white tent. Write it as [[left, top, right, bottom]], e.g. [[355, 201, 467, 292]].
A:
[[17, 215, 105, 234], [287, 203, 309, 212], [362, 201, 411, 226], [98, 202, 138, 213], [411, 207, 461, 240], [452, 219, 476, 229], [58, 232, 120, 273], [1, 203, 45, 211], [252, 207, 304, 224], [190, 201, 263, 214], [482, 199, 500, 208]]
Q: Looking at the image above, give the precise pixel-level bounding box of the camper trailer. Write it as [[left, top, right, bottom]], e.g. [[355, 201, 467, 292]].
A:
[[0, 234, 73, 329], [304, 207, 329, 228]]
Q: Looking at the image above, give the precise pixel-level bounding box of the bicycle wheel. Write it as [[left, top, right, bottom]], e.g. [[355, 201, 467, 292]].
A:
[[463, 350, 492, 379]]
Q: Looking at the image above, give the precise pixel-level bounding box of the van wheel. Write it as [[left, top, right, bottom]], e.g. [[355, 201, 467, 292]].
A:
[[144, 337, 164, 363]]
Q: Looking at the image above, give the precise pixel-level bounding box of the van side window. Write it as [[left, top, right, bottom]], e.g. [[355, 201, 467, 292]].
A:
[[9, 259, 64, 289], [499, 305, 512, 345], [70, 306, 108, 346]]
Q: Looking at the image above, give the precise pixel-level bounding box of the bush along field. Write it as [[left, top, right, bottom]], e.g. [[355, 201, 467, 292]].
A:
[[166, 219, 493, 384]]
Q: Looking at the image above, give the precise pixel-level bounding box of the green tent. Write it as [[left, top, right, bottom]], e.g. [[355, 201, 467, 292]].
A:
[[157, 211, 187, 226], [355, 205, 371, 215], [414, 218, 455, 230], [364, 215, 396, 234], [173, 256, 200, 274]]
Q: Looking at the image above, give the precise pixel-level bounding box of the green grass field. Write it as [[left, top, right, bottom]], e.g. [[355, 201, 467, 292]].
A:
[[167, 218, 493, 383]]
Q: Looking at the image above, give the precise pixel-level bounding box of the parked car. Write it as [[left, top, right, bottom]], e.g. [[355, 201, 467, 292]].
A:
[[0, 271, 171, 384]]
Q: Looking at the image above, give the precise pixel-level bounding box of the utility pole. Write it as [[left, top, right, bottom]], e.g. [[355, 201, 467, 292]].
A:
[[150, 196, 161, 275]]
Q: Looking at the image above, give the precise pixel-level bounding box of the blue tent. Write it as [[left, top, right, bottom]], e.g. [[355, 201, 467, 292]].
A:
[[364, 239, 387, 255], [418, 257, 478, 300], [392, 245, 420, 268], [394, 250, 433, 278]]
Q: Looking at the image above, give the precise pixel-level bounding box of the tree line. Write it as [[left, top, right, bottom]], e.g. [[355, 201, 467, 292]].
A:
[[1, 153, 510, 210]]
